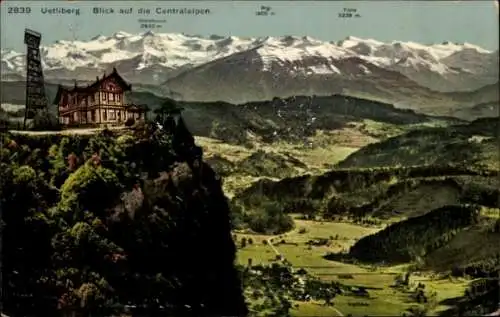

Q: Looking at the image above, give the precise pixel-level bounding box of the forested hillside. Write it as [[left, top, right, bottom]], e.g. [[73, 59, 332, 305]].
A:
[[0, 125, 247, 316], [347, 205, 483, 264], [2, 80, 456, 145], [234, 165, 499, 218], [336, 117, 499, 169]]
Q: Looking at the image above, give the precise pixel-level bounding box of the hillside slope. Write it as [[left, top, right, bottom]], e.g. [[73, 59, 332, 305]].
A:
[[0, 125, 248, 316], [346, 205, 484, 264], [234, 165, 499, 220], [1, 82, 455, 144], [336, 118, 499, 170], [424, 219, 500, 274], [452, 101, 499, 120], [162, 49, 497, 116]]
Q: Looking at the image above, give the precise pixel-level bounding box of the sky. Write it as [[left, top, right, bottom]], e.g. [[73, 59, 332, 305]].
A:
[[1, 0, 498, 52]]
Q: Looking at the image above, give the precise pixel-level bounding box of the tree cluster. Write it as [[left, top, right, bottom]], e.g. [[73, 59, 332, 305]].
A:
[[0, 126, 247, 317], [348, 205, 481, 264]]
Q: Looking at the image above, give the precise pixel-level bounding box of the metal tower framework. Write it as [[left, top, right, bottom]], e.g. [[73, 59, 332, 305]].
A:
[[23, 29, 49, 130]]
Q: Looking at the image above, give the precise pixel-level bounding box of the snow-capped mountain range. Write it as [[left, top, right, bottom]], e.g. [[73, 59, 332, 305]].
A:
[[1, 31, 498, 106]]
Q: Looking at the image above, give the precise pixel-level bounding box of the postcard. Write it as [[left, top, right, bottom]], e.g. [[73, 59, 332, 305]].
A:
[[0, 1, 498, 317]]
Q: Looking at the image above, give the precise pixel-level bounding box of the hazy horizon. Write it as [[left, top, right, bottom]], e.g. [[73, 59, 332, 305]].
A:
[[1, 1, 498, 51]]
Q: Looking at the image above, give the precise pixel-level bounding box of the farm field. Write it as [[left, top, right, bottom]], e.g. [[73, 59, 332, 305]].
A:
[[234, 219, 471, 316]]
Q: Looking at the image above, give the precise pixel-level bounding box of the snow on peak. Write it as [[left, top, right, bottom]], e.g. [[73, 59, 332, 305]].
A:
[[113, 31, 132, 39], [142, 30, 155, 37], [0, 32, 495, 88], [338, 36, 384, 48], [91, 35, 107, 41]]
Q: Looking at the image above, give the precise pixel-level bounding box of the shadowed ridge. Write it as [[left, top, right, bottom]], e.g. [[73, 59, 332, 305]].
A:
[[167, 112, 249, 316]]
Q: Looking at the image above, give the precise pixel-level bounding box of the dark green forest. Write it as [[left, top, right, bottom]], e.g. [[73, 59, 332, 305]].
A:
[[336, 118, 499, 170], [234, 165, 499, 218], [0, 124, 248, 317], [347, 205, 483, 264]]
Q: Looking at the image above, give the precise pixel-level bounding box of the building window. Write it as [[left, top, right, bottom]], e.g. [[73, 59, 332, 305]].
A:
[[103, 92, 107, 100], [117, 111, 121, 121], [110, 110, 115, 120], [116, 94, 121, 102], [103, 111, 107, 121], [91, 110, 96, 122], [109, 93, 114, 101]]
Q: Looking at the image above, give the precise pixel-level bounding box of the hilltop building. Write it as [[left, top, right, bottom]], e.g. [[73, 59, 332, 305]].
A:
[[53, 68, 147, 127]]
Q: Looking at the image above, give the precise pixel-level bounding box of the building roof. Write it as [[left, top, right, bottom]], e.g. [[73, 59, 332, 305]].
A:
[[125, 104, 149, 112], [53, 67, 131, 104]]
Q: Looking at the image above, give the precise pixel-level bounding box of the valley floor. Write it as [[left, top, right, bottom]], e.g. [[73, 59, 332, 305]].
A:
[[195, 133, 362, 198], [195, 122, 497, 316], [235, 218, 471, 317]]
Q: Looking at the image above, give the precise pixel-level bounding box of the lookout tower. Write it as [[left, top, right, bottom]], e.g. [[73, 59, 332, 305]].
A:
[[23, 28, 49, 130]]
